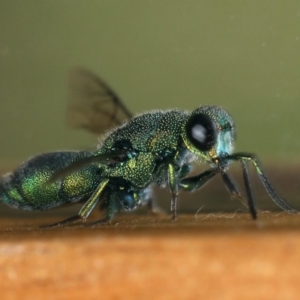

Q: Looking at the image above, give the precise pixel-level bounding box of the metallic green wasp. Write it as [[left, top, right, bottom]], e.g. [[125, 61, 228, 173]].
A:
[[0, 68, 298, 227]]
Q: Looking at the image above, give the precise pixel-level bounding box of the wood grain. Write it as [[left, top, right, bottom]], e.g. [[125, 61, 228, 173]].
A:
[[0, 213, 300, 300]]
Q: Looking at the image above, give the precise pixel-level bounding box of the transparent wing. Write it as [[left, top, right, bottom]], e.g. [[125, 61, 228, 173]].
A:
[[49, 150, 128, 183], [67, 67, 133, 134]]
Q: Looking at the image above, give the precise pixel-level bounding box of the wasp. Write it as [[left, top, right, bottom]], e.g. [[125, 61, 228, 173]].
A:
[[0, 68, 297, 227]]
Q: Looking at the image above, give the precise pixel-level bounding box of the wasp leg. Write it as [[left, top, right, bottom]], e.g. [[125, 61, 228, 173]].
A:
[[225, 152, 298, 214], [240, 160, 257, 219], [87, 191, 117, 226], [87, 218, 112, 226], [40, 215, 84, 229], [220, 171, 256, 218], [221, 172, 241, 199], [40, 179, 110, 228], [147, 165, 192, 216], [179, 169, 218, 192], [168, 164, 179, 221], [78, 179, 109, 217]]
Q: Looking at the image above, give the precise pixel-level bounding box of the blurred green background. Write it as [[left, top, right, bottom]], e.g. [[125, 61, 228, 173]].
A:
[[1, 0, 300, 167]]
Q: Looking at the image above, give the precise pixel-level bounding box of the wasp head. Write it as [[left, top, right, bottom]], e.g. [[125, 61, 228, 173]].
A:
[[182, 105, 235, 167]]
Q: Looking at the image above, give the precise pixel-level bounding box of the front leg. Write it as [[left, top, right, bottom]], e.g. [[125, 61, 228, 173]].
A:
[[179, 169, 218, 192]]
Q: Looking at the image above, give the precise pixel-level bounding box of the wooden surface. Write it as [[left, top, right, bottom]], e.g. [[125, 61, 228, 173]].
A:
[[0, 213, 300, 300]]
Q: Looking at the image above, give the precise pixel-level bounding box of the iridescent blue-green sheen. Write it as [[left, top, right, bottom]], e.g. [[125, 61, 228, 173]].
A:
[[0, 81, 296, 225], [0, 151, 101, 210]]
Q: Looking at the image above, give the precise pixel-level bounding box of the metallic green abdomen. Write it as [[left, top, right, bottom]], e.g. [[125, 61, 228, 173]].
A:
[[0, 151, 101, 211]]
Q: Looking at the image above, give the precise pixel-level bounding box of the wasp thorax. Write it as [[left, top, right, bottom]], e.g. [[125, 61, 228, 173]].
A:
[[185, 113, 217, 152]]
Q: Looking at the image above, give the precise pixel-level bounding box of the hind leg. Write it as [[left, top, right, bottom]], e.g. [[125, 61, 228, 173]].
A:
[[40, 179, 109, 228], [40, 215, 85, 228], [86, 193, 117, 226]]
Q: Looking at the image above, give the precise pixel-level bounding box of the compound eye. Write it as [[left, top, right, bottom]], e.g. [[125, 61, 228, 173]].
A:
[[185, 113, 217, 151]]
